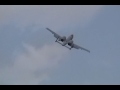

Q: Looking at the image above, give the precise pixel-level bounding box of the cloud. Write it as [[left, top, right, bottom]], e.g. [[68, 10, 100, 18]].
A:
[[0, 43, 68, 85]]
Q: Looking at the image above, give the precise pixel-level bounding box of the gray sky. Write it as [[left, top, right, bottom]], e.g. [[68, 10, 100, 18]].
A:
[[0, 5, 120, 85]]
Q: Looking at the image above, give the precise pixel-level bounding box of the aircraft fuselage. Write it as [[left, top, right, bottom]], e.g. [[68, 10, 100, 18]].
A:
[[62, 34, 73, 46]]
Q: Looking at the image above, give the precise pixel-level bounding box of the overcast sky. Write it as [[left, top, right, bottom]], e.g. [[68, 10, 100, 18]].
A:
[[0, 5, 120, 85]]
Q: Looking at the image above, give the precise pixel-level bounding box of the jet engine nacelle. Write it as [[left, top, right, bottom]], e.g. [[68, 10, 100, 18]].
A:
[[68, 40, 73, 46], [60, 36, 66, 42]]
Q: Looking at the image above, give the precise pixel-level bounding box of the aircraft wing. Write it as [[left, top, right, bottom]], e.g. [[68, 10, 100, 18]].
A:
[[46, 28, 62, 39], [73, 43, 90, 53]]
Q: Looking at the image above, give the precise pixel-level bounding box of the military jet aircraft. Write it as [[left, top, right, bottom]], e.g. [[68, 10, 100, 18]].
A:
[[46, 28, 90, 53]]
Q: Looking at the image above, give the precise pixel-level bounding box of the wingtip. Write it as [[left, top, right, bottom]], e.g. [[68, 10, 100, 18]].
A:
[[88, 50, 90, 53]]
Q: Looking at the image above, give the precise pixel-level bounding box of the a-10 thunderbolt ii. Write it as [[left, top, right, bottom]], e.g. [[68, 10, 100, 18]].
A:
[[46, 28, 90, 53]]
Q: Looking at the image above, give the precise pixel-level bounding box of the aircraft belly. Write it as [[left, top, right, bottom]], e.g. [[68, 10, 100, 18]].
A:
[[63, 41, 67, 46]]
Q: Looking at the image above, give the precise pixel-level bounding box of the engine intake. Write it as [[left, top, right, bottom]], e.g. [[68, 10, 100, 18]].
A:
[[68, 40, 73, 46], [61, 36, 66, 42]]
